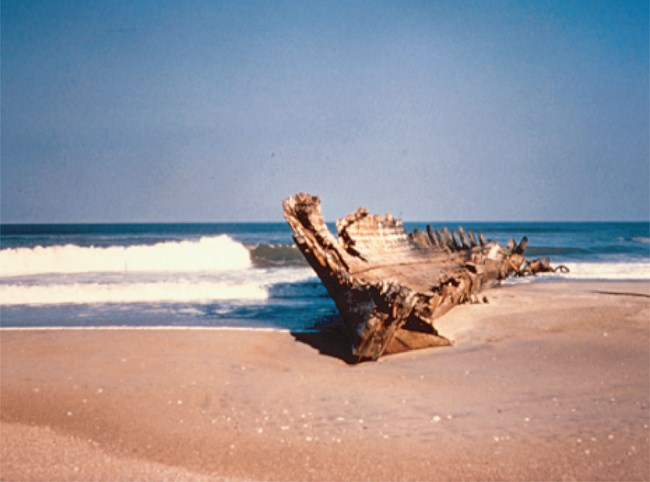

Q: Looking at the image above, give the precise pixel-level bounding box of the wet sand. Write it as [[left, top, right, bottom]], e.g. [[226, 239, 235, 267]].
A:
[[1, 281, 649, 481]]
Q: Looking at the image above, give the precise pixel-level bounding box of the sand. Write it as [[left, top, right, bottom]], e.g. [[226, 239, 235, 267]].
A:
[[1, 281, 649, 481]]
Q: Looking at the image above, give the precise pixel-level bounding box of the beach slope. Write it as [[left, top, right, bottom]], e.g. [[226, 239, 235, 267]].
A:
[[1, 281, 649, 481]]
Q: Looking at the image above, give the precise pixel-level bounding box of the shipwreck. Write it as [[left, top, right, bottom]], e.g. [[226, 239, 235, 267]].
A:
[[283, 193, 568, 362]]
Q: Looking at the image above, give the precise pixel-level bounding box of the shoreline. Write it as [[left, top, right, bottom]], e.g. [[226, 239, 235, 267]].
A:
[[2, 280, 649, 481], [0, 325, 294, 332], [1, 279, 648, 333]]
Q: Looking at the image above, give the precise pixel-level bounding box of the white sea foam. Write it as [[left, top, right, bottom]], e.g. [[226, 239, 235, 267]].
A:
[[0, 280, 267, 305], [0, 235, 250, 276], [559, 261, 650, 280], [0, 267, 316, 306]]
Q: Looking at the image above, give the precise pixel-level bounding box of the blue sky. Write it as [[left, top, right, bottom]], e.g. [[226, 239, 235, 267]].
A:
[[2, 0, 648, 222]]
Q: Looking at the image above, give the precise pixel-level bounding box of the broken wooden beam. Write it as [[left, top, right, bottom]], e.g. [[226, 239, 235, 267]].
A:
[[283, 193, 567, 362]]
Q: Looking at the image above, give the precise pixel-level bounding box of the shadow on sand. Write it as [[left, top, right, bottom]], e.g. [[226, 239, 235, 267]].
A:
[[290, 316, 359, 365]]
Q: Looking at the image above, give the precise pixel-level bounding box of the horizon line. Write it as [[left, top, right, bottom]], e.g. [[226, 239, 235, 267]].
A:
[[2, 219, 649, 226]]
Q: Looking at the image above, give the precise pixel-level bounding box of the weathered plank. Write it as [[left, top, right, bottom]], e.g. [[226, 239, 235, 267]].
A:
[[283, 193, 567, 362]]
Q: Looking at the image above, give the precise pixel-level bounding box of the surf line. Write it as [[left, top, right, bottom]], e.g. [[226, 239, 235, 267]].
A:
[[0, 326, 292, 333]]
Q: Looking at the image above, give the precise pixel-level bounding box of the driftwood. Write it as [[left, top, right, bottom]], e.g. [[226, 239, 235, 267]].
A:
[[283, 193, 568, 362]]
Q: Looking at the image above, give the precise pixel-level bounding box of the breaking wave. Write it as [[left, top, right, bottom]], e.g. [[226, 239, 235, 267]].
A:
[[0, 236, 316, 306], [2, 232, 648, 309], [0, 235, 251, 276]]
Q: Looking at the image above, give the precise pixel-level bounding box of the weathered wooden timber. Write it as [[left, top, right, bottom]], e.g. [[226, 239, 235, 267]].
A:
[[283, 193, 568, 362]]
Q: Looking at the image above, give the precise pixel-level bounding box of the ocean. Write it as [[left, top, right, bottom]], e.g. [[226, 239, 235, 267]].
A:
[[1, 222, 648, 331]]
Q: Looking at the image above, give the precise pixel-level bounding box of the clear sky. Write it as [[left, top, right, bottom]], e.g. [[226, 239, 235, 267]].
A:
[[2, 0, 648, 223]]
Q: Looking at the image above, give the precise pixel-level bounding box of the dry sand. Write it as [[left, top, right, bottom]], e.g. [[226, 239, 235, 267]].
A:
[[1, 281, 649, 481]]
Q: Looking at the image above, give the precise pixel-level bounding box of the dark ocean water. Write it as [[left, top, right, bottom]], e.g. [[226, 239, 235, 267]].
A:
[[1, 222, 648, 330]]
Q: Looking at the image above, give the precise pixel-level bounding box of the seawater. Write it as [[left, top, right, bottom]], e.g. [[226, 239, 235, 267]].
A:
[[1, 222, 648, 330]]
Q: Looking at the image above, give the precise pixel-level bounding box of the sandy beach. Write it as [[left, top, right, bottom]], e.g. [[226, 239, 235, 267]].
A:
[[1, 280, 648, 481]]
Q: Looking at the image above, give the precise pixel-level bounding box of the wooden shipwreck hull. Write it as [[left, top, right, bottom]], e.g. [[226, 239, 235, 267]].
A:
[[283, 193, 567, 362]]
